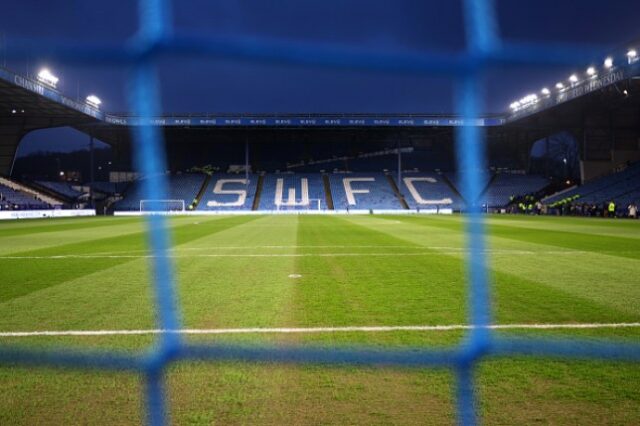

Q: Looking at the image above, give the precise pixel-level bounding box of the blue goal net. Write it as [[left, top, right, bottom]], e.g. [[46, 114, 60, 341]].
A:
[[1, 1, 639, 425]]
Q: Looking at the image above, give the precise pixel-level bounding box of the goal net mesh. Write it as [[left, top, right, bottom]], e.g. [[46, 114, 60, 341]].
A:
[[276, 199, 322, 211], [2, 2, 637, 425]]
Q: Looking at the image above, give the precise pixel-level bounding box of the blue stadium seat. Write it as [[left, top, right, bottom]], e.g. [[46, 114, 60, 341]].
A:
[[115, 173, 205, 211], [398, 172, 464, 211], [36, 181, 85, 200], [329, 172, 401, 211], [258, 173, 326, 211], [483, 173, 549, 207], [0, 182, 51, 210], [545, 162, 640, 206], [197, 174, 258, 211], [445, 171, 491, 197]]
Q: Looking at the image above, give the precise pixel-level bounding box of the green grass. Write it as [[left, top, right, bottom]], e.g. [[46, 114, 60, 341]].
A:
[[0, 214, 639, 424]]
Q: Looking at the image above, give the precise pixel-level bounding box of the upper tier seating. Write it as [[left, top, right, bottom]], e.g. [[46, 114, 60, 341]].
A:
[[329, 173, 401, 211], [483, 174, 549, 207], [398, 172, 464, 210], [0, 182, 50, 210], [89, 181, 129, 195], [36, 181, 85, 200], [197, 174, 258, 211], [258, 174, 327, 211], [444, 171, 491, 198], [115, 173, 205, 211], [544, 162, 640, 206]]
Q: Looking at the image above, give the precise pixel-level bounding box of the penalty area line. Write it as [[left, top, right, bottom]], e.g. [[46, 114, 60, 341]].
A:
[[1, 323, 640, 337]]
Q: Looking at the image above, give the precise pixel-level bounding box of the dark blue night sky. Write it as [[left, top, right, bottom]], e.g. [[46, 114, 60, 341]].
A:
[[1, 0, 639, 153]]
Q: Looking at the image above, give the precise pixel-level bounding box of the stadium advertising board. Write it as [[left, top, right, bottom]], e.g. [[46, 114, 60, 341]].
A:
[[0, 209, 96, 220], [104, 115, 505, 127]]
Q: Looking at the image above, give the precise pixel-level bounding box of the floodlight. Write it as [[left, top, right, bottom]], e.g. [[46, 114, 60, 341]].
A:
[[569, 74, 578, 83], [86, 95, 102, 108], [555, 82, 564, 90], [37, 68, 59, 88], [627, 49, 637, 58], [586, 67, 596, 77], [541, 87, 550, 96], [604, 57, 613, 69]]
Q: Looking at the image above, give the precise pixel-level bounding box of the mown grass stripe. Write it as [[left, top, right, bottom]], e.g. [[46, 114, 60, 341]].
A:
[[0, 217, 142, 238], [0, 216, 259, 303], [345, 215, 640, 322]]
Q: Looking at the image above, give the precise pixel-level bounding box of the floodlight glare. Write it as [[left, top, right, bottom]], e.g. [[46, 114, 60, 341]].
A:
[[86, 95, 102, 108], [555, 82, 564, 90], [586, 67, 596, 77], [569, 74, 579, 83], [627, 49, 637, 58], [604, 57, 613, 69], [541, 87, 551, 96], [37, 68, 59, 88]]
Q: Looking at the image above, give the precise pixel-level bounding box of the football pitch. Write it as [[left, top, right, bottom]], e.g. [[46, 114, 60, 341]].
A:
[[0, 214, 639, 424]]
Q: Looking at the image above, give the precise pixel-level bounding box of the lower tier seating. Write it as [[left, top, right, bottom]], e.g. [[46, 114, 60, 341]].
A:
[[329, 173, 401, 211], [258, 174, 327, 211], [115, 173, 205, 211], [398, 172, 464, 210], [197, 174, 258, 211]]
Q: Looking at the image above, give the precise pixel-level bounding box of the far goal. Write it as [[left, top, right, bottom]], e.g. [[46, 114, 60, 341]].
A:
[[140, 199, 186, 213], [275, 198, 323, 212]]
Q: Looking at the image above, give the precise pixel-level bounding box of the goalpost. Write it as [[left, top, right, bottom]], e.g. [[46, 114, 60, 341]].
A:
[[275, 198, 322, 212], [140, 199, 186, 214]]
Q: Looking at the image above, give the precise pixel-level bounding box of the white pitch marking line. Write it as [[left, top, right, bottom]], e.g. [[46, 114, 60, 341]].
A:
[[1, 323, 639, 337], [0, 250, 589, 260]]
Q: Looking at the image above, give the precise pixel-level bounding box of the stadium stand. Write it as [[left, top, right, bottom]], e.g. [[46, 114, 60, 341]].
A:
[[115, 173, 205, 211], [4, 2, 640, 424], [258, 173, 327, 211], [0, 176, 63, 209], [544, 162, 640, 206], [402, 148, 454, 172], [197, 173, 258, 211], [88, 181, 128, 195], [36, 181, 85, 200], [329, 172, 401, 211], [445, 171, 491, 195], [112, 168, 558, 213], [0, 181, 51, 210], [398, 172, 464, 211], [482, 173, 549, 207]]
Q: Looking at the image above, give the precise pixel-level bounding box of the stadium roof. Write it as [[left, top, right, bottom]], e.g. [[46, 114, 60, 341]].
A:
[[1, 48, 640, 174], [1, 63, 639, 128]]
